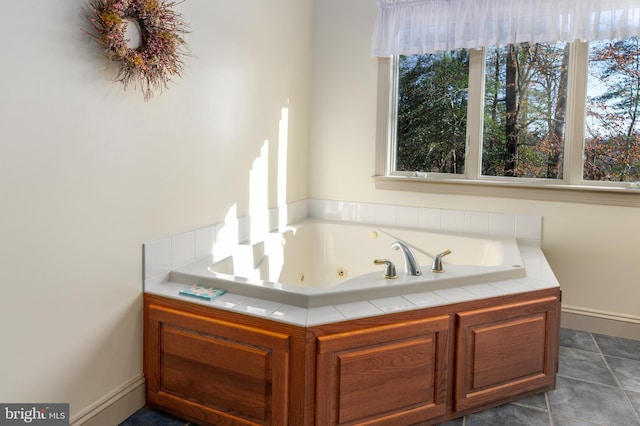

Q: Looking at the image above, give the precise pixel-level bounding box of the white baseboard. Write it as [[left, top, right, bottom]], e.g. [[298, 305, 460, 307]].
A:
[[70, 374, 145, 426], [562, 305, 640, 340]]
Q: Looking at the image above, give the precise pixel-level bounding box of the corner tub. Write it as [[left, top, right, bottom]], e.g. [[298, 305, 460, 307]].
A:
[[170, 219, 526, 308]]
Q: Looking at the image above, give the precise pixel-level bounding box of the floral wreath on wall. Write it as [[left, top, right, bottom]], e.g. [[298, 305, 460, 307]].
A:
[[85, 0, 190, 101]]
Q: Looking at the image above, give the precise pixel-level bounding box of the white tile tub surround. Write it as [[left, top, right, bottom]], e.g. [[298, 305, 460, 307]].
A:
[[143, 199, 553, 327], [334, 301, 384, 320], [144, 244, 557, 327], [441, 209, 466, 233], [233, 297, 283, 317], [306, 305, 347, 325], [309, 199, 542, 246], [145, 199, 541, 282], [308, 199, 358, 222], [432, 287, 478, 303], [418, 208, 442, 230], [172, 232, 195, 269], [269, 304, 309, 326], [143, 237, 172, 280], [370, 296, 418, 313], [195, 225, 217, 259], [144, 222, 221, 281], [355, 202, 376, 224], [143, 200, 310, 282]]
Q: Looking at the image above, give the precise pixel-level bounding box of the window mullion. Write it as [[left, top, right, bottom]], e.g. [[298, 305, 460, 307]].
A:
[[564, 40, 589, 185], [464, 48, 485, 179], [375, 57, 394, 176]]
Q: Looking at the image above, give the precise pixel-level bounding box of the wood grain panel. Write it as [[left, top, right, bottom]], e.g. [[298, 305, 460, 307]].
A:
[[455, 295, 560, 412], [161, 325, 270, 420], [146, 304, 290, 425], [337, 337, 435, 424], [471, 315, 546, 389], [316, 315, 449, 425]]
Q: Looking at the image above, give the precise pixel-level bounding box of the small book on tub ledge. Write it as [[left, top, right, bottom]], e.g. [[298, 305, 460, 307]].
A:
[[179, 284, 227, 301]]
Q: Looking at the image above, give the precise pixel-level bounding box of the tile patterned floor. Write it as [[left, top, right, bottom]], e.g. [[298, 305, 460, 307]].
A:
[[121, 328, 640, 426]]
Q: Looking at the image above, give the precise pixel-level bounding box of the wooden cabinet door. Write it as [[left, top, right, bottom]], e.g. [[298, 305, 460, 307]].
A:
[[455, 294, 560, 412], [315, 315, 450, 426], [146, 304, 290, 425]]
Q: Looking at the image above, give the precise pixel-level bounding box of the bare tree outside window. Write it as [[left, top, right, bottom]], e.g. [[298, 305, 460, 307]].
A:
[[394, 37, 640, 185], [396, 51, 469, 174], [482, 42, 570, 179], [584, 37, 640, 182]]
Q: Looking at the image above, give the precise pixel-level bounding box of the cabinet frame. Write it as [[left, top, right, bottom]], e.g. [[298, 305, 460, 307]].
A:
[[144, 287, 561, 426]]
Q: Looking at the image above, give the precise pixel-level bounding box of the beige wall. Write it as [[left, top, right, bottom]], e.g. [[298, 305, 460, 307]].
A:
[[310, 0, 640, 335], [0, 0, 311, 419], [2, 0, 637, 420]]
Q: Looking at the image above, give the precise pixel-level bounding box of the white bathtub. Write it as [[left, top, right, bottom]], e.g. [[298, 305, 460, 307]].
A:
[[171, 219, 526, 308]]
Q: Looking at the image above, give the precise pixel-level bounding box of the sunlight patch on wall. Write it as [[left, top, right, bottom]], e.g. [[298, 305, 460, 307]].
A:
[[209, 102, 291, 282], [250, 141, 270, 241], [213, 204, 239, 258], [277, 104, 289, 229]]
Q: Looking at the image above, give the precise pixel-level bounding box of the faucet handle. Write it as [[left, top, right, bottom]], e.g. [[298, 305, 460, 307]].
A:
[[430, 250, 452, 273], [374, 259, 397, 279]]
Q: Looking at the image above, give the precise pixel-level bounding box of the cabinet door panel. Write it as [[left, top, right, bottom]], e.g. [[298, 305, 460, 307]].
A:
[[316, 316, 449, 426], [471, 315, 546, 389], [455, 296, 560, 411], [161, 325, 271, 419], [146, 304, 290, 425]]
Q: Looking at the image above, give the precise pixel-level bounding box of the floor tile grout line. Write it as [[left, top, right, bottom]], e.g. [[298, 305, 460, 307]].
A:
[[557, 343, 626, 388], [603, 352, 640, 362], [544, 391, 555, 426], [621, 388, 640, 424], [556, 330, 640, 425], [589, 331, 622, 390], [591, 332, 640, 361], [546, 382, 615, 426], [559, 344, 600, 355], [556, 372, 624, 390], [589, 331, 603, 356], [593, 332, 640, 425], [509, 401, 549, 413], [623, 387, 640, 424]]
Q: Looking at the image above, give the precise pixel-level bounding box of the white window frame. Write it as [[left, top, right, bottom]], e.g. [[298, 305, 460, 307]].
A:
[[374, 41, 640, 207]]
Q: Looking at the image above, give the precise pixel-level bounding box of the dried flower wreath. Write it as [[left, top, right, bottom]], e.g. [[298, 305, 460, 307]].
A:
[[85, 0, 190, 100]]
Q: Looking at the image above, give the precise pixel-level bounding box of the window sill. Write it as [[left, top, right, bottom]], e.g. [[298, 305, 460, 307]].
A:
[[373, 175, 640, 208]]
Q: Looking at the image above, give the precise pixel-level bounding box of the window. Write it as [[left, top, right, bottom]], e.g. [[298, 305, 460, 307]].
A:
[[482, 42, 569, 180], [396, 51, 469, 175], [377, 37, 640, 202], [584, 37, 640, 183]]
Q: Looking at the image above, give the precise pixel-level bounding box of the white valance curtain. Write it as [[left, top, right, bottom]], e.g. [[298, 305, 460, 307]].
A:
[[371, 0, 640, 56]]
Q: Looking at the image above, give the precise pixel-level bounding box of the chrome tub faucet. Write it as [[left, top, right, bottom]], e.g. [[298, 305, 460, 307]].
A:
[[391, 241, 422, 276]]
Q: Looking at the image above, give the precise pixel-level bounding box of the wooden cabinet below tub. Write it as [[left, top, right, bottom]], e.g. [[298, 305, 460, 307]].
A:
[[145, 303, 293, 425], [315, 315, 450, 425], [455, 296, 561, 413], [144, 287, 561, 425]]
